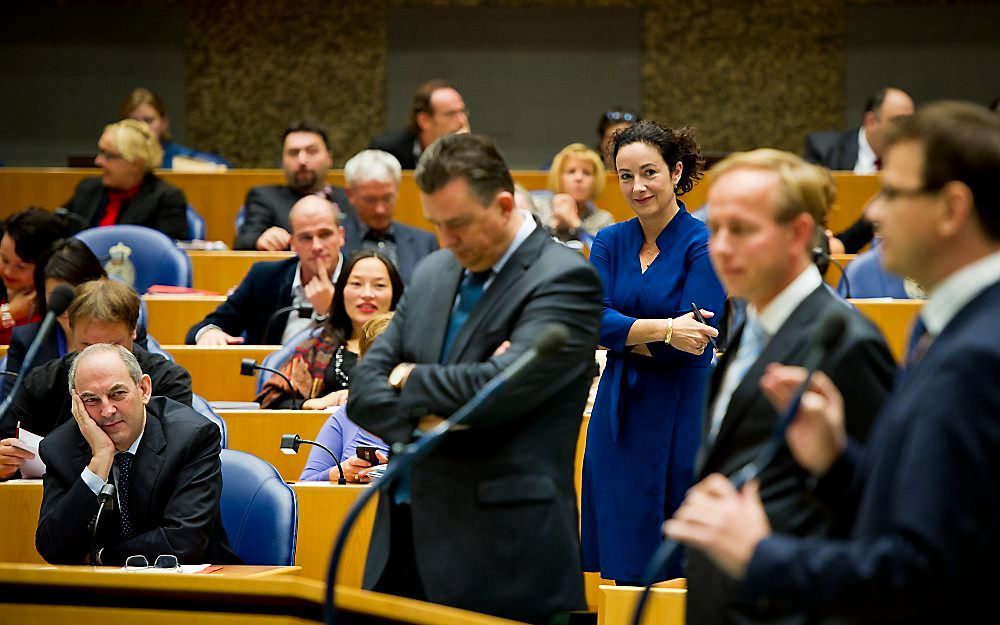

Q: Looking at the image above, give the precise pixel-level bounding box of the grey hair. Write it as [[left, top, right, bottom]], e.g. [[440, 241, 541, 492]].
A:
[[68, 344, 143, 393], [344, 149, 402, 186]]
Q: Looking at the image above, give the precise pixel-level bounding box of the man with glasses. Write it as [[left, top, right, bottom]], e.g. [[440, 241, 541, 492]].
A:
[[36, 343, 239, 566], [666, 101, 1000, 624], [343, 149, 438, 283], [369, 79, 471, 170]]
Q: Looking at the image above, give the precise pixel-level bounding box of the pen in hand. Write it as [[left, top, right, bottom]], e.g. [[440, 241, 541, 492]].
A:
[[690, 302, 718, 352]]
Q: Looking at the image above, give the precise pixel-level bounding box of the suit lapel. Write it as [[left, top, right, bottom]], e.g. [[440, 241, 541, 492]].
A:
[[129, 407, 167, 530], [699, 288, 831, 473], [443, 227, 545, 364]]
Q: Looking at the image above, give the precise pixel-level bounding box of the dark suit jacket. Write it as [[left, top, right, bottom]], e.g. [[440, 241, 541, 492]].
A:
[[368, 128, 420, 169], [35, 396, 240, 566], [63, 173, 188, 240], [741, 280, 1000, 624], [234, 184, 356, 250], [803, 129, 859, 171], [0, 344, 192, 440], [185, 257, 298, 345], [343, 220, 438, 284], [348, 225, 602, 623], [688, 286, 896, 625]]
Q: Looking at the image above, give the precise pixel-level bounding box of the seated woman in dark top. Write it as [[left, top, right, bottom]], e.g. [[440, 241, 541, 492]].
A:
[[61, 119, 189, 240], [0, 208, 66, 345], [121, 87, 230, 170], [3, 239, 108, 392], [257, 250, 403, 409]]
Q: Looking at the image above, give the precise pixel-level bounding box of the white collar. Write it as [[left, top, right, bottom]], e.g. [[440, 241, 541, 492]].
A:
[[921, 250, 1000, 336], [122, 420, 144, 456], [747, 264, 823, 336], [490, 209, 536, 275], [854, 127, 878, 174]]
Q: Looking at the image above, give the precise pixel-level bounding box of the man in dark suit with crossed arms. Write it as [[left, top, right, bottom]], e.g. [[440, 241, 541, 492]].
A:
[[348, 133, 602, 623], [667, 101, 1000, 624], [688, 149, 896, 625]]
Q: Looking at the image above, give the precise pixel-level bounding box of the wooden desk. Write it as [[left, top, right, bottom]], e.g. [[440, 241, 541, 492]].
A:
[[851, 299, 923, 362], [187, 250, 294, 294], [143, 294, 227, 344], [822, 254, 856, 288], [0, 563, 526, 625], [163, 345, 279, 401], [598, 584, 686, 625], [0, 169, 879, 244], [0, 479, 374, 587]]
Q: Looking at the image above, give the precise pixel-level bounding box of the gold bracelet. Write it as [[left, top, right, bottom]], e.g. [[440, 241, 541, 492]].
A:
[[664, 317, 673, 346]]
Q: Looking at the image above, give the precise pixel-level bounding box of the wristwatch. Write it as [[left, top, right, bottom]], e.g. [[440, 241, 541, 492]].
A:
[[388, 363, 416, 390]]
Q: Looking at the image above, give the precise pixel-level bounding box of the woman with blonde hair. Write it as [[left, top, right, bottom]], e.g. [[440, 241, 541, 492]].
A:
[[538, 143, 615, 244], [61, 119, 188, 239]]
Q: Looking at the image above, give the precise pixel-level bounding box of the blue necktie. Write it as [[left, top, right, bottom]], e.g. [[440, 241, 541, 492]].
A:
[[115, 452, 134, 540], [440, 270, 492, 362], [905, 316, 930, 367], [707, 316, 769, 445]]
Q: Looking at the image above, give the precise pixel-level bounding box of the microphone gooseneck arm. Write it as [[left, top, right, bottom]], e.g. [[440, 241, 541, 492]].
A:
[[90, 482, 116, 566], [299, 438, 347, 485], [321, 324, 569, 625], [814, 246, 851, 299], [261, 305, 314, 345]]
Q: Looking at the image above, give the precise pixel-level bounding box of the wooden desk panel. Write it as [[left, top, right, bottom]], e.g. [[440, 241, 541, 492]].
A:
[[219, 410, 330, 480], [163, 345, 278, 401], [598, 585, 686, 625], [823, 254, 856, 288], [143, 294, 227, 345], [187, 250, 294, 294], [0, 480, 45, 565], [851, 299, 923, 363], [0, 169, 879, 245]]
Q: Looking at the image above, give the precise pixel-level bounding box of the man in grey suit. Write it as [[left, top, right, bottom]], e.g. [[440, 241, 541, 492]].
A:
[[348, 133, 602, 623], [342, 149, 438, 283], [685, 149, 896, 625]]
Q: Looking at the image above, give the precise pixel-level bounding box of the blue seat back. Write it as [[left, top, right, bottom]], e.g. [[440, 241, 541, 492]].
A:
[[839, 247, 910, 299], [191, 394, 227, 448], [74, 225, 192, 294], [219, 449, 297, 565], [234, 206, 246, 235], [187, 204, 207, 241]]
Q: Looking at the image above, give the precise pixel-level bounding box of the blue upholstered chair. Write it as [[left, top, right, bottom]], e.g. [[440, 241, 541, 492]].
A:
[[187, 204, 207, 241], [191, 394, 228, 449], [75, 225, 192, 294], [234, 206, 246, 235], [255, 326, 320, 395], [839, 247, 910, 299], [219, 449, 297, 565]]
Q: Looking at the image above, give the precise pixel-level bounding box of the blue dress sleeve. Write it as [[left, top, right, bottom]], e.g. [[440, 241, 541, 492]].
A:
[[298, 406, 349, 481], [590, 228, 638, 353], [646, 237, 727, 365]]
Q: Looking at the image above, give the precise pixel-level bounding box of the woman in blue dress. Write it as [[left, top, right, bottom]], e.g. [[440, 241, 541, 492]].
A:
[[581, 120, 726, 584]]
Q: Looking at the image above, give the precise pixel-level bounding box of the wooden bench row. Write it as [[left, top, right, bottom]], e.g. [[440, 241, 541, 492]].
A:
[[0, 168, 880, 243]]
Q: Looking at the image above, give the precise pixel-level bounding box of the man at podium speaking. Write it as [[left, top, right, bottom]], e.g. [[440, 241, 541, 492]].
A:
[[348, 133, 602, 624]]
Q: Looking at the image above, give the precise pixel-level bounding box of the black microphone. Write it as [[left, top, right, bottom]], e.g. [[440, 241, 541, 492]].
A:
[[239, 358, 302, 410], [281, 433, 346, 485], [261, 305, 314, 344], [0, 284, 75, 435], [814, 246, 852, 299], [89, 482, 116, 566], [321, 324, 570, 625], [629, 311, 849, 625]]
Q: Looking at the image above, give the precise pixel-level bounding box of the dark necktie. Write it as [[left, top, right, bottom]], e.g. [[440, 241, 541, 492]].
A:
[[115, 452, 134, 540], [904, 316, 930, 367], [100, 186, 140, 227], [440, 270, 492, 362]]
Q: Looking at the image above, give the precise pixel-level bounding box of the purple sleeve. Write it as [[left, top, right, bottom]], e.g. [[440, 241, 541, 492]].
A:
[[298, 406, 348, 482]]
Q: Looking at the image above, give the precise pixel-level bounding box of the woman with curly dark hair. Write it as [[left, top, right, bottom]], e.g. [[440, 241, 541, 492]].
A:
[[581, 120, 726, 583], [257, 250, 403, 409]]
